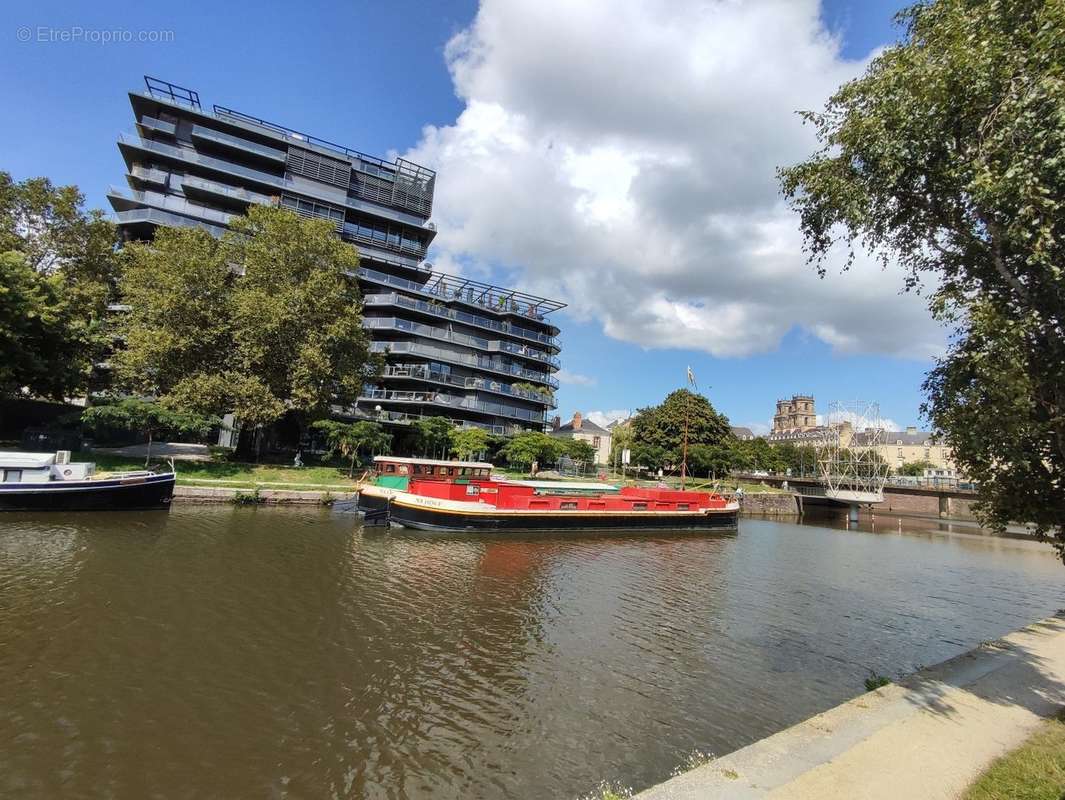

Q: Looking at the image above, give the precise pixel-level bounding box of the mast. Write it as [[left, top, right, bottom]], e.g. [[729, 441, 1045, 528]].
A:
[[681, 395, 689, 490]]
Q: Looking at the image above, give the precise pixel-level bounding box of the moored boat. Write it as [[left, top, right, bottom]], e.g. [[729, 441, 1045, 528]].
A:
[[0, 451, 176, 512], [358, 457, 738, 532]]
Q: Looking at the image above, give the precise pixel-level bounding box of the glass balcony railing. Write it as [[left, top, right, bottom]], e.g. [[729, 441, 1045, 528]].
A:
[[357, 269, 559, 339], [363, 317, 560, 368], [110, 187, 236, 227], [191, 124, 288, 162], [381, 364, 556, 408], [119, 133, 288, 191], [331, 405, 528, 436], [112, 207, 228, 238], [357, 388, 544, 424], [180, 175, 278, 206], [363, 292, 560, 349], [137, 115, 177, 135], [369, 341, 559, 388]]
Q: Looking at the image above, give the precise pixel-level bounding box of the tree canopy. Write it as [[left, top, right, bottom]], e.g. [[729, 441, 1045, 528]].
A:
[[500, 431, 563, 470], [81, 398, 218, 466], [779, 0, 1065, 555], [313, 419, 391, 476], [0, 173, 120, 399], [449, 426, 489, 461], [629, 389, 732, 467], [414, 416, 453, 459], [115, 205, 380, 433]]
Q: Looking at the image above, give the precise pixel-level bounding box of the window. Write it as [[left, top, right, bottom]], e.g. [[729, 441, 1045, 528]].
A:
[[2, 469, 22, 483], [385, 464, 396, 473], [592, 436, 601, 449], [560, 501, 578, 510], [413, 465, 423, 475], [677, 503, 690, 510], [446, 467, 455, 476], [632, 502, 647, 510]]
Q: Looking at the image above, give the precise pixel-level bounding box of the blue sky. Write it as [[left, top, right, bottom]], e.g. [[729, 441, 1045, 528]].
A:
[[0, 0, 930, 432]]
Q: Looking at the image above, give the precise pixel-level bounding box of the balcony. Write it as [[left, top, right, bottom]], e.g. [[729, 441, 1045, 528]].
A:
[[113, 207, 228, 238], [136, 115, 177, 136], [356, 267, 562, 333], [109, 187, 235, 227], [191, 124, 287, 162], [118, 133, 288, 191], [369, 341, 559, 388], [332, 405, 527, 436], [363, 317, 560, 368], [341, 222, 428, 260], [127, 164, 170, 188], [357, 388, 545, 424], [380, 364, 556, 408], [363, 292, 560, 350], [181, 175, 278, 207]]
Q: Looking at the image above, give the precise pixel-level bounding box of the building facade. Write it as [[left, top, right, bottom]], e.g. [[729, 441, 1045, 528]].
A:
[[550, 412, 611, 465], [849, 426, 956, 474], [109, 77, 562, 435], [772, 395, 817, 433]]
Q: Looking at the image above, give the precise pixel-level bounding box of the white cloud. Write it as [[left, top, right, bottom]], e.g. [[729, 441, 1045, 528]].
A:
[[586, 409, 632, 428], [556, 369, 597, 386], [408, 0, 947, 360]]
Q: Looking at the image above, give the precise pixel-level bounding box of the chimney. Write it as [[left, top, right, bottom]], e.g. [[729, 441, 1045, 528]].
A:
[[572, 412, 582, 430]]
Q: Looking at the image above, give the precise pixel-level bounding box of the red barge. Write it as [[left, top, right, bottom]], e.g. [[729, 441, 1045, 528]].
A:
[[357, 457, 739, 533]]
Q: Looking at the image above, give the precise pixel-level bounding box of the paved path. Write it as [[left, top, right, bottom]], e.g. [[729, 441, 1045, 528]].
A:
[[94, 442, 212, 461], [637, 614, 1065, 800]]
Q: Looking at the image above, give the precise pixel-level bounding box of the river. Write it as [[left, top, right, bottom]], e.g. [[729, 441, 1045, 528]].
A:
[[1, 508, 1061, 799]]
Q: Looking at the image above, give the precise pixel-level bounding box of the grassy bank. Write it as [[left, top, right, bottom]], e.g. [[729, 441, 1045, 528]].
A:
[[962, 712, 1065, 800], [79, 452, 360, 490]]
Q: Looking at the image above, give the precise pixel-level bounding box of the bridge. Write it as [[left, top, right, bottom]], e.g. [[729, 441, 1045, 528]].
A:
[[734, 473, 978, 519]]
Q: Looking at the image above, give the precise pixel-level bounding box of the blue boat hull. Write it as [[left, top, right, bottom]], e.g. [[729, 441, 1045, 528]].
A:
[[0, 473, 176, 512]]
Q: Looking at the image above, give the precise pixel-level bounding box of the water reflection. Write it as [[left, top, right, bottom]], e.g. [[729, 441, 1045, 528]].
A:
[[0, 508, 1061, 799]]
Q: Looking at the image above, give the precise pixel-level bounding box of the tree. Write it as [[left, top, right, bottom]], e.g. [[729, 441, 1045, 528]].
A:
[[897, 459, 937, 477], [564, 438, 597, 465], [450, 426, 489, 461], [115, 205, 380, 453], [414, 416, 453, 459], [500, 431, 563, 471], [313, 419, 392, 476], [778, 0, 1065, 555], [687, 443, 735, 479], [0, 173, 121, 399], [81, 398, 218, 466], [630, 389, 732, 467]]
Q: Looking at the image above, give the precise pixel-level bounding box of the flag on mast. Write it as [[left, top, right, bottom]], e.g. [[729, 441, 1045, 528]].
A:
[[687, 365, 697, 390]]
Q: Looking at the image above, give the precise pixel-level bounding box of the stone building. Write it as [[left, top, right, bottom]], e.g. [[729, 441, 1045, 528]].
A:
[[772, 395, 817, 433], [550, 412, 611, 465], [850, 426, 956, 474]]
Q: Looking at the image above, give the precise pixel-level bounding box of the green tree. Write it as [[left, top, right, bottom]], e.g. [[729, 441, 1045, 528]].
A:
[[115, 205, 380, 453], [0, 173, 121, 399], [564, 438, 597, 465], [81, 398, 218, 466], [897, 459, 937, 477], [500, 431, 563, 471], [630, 389, 732, 467], [687, 443, 735, 479], [414, 416, 453, 459], [449, 426, 489, 461], [313, 419, 392, 476], [779, 0, 1065, 553]]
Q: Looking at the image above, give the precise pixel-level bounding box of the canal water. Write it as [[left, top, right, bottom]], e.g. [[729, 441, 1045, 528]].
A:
[[1, 508, 1061, 799]]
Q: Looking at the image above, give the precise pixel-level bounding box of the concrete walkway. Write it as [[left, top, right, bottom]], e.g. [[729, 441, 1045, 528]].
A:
[[637, 613, 1065, 800]]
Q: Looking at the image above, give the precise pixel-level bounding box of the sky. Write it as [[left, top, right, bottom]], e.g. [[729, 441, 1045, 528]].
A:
[[0, 0, 930, 434]]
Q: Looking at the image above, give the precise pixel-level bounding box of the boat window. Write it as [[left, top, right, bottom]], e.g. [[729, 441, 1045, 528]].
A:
[[446, 467, 454, 476], [560, 501, 578, 510], [677, 503, 690, 510], [466, 485, 480, 496], [460, 467, 469, 476], [385, 464, 396, 473], [413, 465, 423, 475], [398, 465, 409, 474], [632, 502, 647, 510], [2, 469, 22, 483]]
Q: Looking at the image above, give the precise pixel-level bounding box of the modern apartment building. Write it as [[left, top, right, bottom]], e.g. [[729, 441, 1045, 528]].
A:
[[109, 77, 562, 434]]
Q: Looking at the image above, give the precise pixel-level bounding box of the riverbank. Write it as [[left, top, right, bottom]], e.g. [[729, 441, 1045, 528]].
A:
[[636, 612, 1065, 799]]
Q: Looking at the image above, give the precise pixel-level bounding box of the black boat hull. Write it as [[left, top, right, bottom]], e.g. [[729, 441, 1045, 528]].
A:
[[0, 473, 176, 512]]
